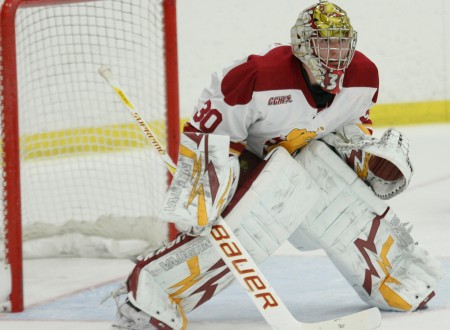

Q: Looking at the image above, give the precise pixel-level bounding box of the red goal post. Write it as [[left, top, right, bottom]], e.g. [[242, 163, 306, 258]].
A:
[[0, 0, 180, 312]]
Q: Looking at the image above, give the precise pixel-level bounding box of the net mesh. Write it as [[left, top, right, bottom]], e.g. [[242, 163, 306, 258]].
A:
[[0, 0, 172, 258]]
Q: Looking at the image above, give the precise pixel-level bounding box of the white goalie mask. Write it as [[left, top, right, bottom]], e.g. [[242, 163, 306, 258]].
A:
[[291, 1, 357, 94]]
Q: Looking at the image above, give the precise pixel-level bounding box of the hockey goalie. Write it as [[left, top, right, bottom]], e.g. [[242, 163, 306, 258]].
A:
[[111, 1, 444, 329]]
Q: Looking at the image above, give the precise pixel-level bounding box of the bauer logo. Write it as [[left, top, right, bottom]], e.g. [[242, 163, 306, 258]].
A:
[[267, 95, 293, 105], [211, 224, 279, 310]]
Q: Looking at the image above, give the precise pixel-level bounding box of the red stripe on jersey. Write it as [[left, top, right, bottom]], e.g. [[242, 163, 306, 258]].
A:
[[220, 45, 379, 106], [221, 46, 313, 107], [343, 51, 379, 103]]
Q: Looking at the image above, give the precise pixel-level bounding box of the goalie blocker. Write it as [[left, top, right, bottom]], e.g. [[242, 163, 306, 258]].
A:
[[114, 132, 443, 329]]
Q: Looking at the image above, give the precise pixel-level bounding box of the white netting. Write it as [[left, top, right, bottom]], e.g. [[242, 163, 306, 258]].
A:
[[0, 0, 174, 259]]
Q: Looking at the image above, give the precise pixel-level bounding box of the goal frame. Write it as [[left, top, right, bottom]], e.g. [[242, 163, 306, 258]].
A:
[[0, 0, 180, 312]]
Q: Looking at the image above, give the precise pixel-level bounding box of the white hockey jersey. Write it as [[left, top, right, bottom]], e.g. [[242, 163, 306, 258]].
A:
[[187, 44, 379, 158]]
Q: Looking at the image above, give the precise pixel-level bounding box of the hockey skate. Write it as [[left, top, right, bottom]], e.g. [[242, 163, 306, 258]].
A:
[[110, 284, 184, 330], [114, 298, 185, 330], [113, 299, 154, 330]]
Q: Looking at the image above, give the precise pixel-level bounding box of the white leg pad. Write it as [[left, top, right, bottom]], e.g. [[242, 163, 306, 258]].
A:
[[226, 146, 321, 262], [127, 267, 185, 329], [126, 146, 321, 319], [289, 140, 444, 311]]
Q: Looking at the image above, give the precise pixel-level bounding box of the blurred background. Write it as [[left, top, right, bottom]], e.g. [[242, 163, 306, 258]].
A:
[[177, 0, 450, 125]]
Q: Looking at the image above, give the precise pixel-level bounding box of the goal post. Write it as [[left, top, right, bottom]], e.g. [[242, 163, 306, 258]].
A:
[[0, 0, 180, 312]]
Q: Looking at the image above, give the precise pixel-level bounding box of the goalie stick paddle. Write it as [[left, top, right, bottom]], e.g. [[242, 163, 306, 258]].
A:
[[98, 65, 382, 330]]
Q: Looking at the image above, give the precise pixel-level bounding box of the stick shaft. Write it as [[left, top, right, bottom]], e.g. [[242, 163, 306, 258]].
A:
[[98, 66, 176, 174]]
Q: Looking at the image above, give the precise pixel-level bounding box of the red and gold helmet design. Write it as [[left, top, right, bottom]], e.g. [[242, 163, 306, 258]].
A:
[[291, 1, 357, 94]]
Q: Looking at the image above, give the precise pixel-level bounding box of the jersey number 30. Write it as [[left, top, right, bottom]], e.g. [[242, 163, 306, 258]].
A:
[[193, 100, 223, 132]]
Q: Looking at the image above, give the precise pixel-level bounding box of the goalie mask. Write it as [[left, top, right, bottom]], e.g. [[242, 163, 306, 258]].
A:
[[291, 1, 357, 94]]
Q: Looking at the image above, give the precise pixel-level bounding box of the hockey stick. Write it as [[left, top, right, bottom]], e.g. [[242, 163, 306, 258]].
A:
[[98, 66, 381, 330]]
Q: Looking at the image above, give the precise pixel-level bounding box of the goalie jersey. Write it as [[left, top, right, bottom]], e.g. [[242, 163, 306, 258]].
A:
[[186, 44, 379, 157]]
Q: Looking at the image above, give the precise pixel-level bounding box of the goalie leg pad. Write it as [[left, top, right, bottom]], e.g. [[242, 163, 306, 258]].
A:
[[125, 147, 320, 319], [223, 147, 321, 262], [326, 208, 444, 311], [289, 140, 444, 311]]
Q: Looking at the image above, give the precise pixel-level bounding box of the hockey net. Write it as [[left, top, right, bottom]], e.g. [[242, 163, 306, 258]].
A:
[[0, 0, 179, 311]]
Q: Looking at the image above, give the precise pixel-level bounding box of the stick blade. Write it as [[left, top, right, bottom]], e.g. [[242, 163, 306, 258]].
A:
[[301, 307, 381, 330]]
